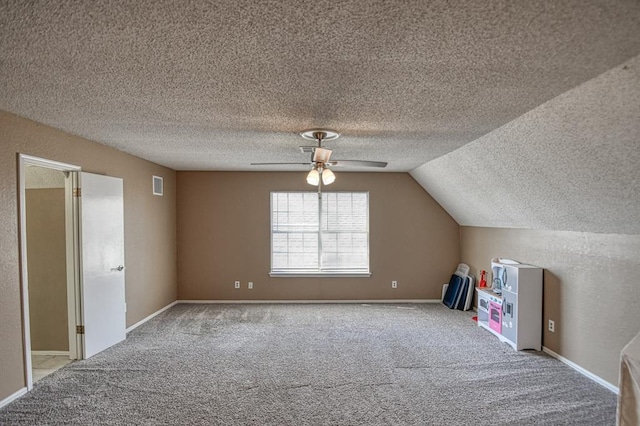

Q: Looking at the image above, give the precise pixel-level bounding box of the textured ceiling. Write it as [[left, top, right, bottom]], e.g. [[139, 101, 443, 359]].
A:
[[411, 54, 640, 235], [1, 1, 640, 171]]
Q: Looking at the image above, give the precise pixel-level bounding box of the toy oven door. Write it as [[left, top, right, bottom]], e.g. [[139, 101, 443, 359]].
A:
[[489, 301, 502, 334]]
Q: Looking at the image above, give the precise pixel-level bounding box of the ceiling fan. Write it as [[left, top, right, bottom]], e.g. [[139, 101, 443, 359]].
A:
[[251, 129, 387, 188]]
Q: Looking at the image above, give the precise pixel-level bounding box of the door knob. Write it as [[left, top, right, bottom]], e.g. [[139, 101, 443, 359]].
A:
[[111, 265, 125, 272]]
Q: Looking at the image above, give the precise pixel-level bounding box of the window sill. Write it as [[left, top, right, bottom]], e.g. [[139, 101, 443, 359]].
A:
[[269, 273, 371, 278]]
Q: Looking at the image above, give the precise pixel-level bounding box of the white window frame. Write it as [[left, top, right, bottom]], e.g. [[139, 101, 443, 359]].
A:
[[269, 191, 371, 277]]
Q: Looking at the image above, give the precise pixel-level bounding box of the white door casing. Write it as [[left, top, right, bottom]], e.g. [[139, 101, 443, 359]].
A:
[[18, 154, 82, 390], [79, 172, 126, 358]]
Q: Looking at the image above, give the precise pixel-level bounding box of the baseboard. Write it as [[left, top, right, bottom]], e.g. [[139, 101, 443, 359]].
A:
[[542, 346, 619, 394], [126, 301, 179, 333], [178, 299, 441, 304], [31, 350, 69, 356], [0, 387, 27, 409]]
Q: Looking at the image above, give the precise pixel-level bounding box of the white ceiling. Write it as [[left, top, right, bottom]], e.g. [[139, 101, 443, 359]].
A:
[[2, 1, 640, 172]]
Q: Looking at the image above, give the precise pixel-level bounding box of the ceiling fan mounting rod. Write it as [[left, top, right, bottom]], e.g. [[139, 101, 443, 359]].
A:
[[314, 131, 326, 147]]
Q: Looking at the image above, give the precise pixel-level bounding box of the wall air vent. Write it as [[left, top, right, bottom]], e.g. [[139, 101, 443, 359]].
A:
[[152, 175, 163, 196]]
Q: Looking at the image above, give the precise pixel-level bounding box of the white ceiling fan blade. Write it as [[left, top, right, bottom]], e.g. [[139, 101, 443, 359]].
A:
[[251, 162, 311, 166], [327, 160, 388, 168], [313, 147, 332, 163]]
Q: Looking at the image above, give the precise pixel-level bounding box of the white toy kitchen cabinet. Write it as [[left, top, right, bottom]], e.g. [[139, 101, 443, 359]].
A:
[[477, 263, 543, 351]]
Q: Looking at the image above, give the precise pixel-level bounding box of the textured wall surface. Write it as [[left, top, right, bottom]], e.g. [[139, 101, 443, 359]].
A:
[[460, 227, 640, 386], [0, 111, 177, 402], [25, 166, 65, 189], [411, 54, 640, 235], [26, 188, 69, 351], [177, 172, 459, 301]]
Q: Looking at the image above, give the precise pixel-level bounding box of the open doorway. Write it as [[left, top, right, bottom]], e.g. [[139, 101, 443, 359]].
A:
[[18, 155, 81, 390], [19, 154, 127, 391], [24, 166, 73, 382]]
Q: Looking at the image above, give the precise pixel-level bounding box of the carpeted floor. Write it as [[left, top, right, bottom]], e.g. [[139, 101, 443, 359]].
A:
[[0, 303, 616, 425]]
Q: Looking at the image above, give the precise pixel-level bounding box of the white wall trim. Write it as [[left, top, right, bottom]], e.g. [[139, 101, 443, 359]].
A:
[[18, 155, 34, 391], [65, 171, 80, 361], [31, 351, 70, 357], [178, 299, 441, 304], [18, 154, 82, 391], [542, 346, 619, 394], [19, 154, 81, 172], [126, 301, 179, 333], [0, 387, 28, 410]]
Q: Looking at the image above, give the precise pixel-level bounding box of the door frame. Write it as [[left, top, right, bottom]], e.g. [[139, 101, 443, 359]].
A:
[[18, 154, 82, 391]]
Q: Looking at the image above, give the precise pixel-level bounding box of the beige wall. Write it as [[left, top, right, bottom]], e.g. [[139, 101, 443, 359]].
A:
[[26, 188, 69, 351], [177, 172, 460, 300], [0, 111, 177, 401], [461, 226, 640, 386]]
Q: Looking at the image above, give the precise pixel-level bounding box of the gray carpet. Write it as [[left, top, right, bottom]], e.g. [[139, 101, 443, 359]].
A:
[[1, 303, 616, 425]]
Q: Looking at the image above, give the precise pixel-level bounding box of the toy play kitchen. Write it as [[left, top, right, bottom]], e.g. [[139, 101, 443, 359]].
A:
[[476, 258, 543, 351]]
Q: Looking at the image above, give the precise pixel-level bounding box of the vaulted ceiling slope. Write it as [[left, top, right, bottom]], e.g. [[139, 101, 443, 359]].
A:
[[1, 1, 640, 171], [411, 54, 640, 235]]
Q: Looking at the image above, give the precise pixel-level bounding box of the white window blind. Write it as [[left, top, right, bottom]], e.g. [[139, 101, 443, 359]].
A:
[[271, 192, 369, 275]]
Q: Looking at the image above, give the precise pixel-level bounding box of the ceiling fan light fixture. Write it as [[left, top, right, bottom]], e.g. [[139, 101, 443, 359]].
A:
[[322, 168, 335, 185], [306, 167, 320, 186]]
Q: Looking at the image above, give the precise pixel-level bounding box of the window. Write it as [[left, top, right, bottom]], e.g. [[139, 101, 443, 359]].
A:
[[270, 192, 369, 276]]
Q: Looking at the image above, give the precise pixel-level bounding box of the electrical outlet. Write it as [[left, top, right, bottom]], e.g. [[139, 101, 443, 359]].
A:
[[234, 280, 240, 289], [248, 282, 253, 289], [391, 280, 398, 289], [548, 319, 555, 333]]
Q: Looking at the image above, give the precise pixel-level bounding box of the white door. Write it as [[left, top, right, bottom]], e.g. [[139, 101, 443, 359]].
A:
[[79, 172, 126, 358]]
